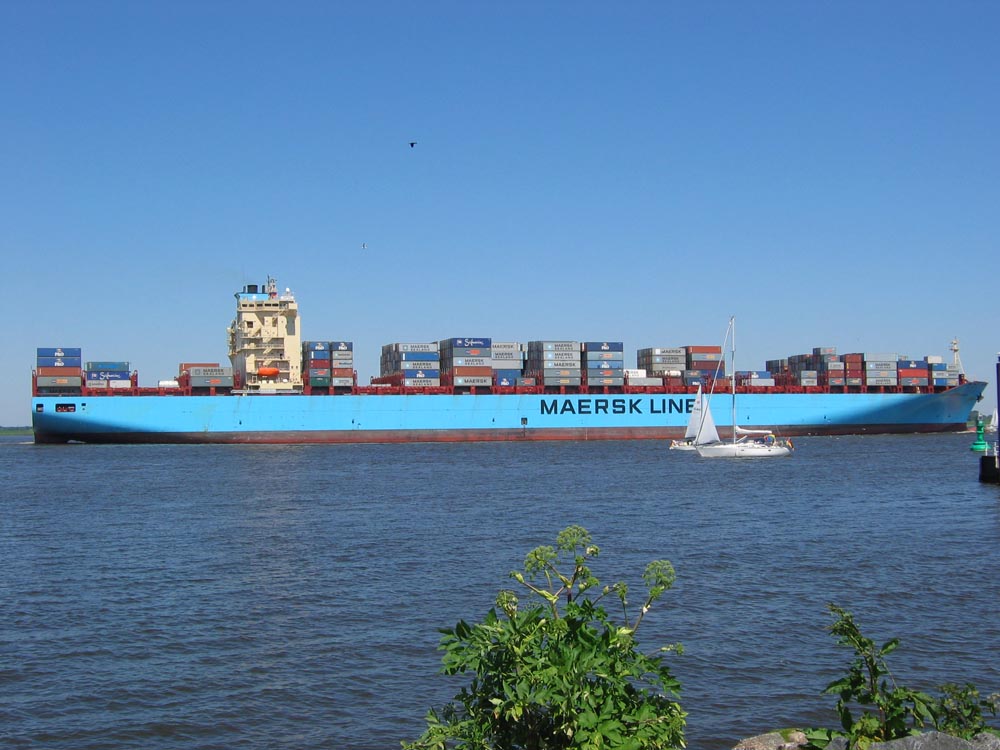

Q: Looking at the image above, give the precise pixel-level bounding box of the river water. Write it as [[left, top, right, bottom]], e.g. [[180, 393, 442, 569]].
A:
[[2, 433, 998, 749]]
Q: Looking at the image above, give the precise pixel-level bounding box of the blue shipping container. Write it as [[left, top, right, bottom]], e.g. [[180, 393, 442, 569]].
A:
[[329, 341, 354, 352], [443, 337, 492, 349], [85, 370, 131, 381], [36, 356, 83, 368], [37, 347, 82, 358], [86, 361, 130, 371], [397, 352, 440, 361], [582, 342, 624, 352], [302, 341, 328, 351], [402, 369, 439, 378], [493, 369, 523, 380]]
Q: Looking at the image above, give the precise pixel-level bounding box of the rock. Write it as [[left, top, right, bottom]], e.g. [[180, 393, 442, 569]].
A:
[[868, 731, 975, 749], [971, 733, 1000, 750], [731, 731, 1000, 750], [733, 731, 808, 750]]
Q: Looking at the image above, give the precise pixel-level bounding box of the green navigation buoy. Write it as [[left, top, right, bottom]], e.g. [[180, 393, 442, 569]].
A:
[[971, 418, 988, 452]]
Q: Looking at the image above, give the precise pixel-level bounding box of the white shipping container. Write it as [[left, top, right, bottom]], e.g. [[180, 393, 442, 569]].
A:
[[867, 377, 898, 386], [640, 347, 685, 356], [394, 342, 439, 352], [624, 369, 647, 378], [108, 380, 132, 389]]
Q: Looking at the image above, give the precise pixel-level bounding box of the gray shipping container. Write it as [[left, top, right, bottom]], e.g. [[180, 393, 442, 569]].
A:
[[530, 341, 579, 352], [867, 377, 898, 386], [189, 367, 233, 377], [404, 378, 441, 387], [587, 377, 625, 386], [627, 377, 663, 386], [190, 376, 235, 387], [453, 376, 492, 387], [542, 377, 583, 386], [36, 376, 83, 387]]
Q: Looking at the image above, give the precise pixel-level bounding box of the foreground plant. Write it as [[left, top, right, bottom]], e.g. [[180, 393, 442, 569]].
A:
[[934, 682, 999, 740], [402, 525, 686, 750], [804, 604, 1000, 749]]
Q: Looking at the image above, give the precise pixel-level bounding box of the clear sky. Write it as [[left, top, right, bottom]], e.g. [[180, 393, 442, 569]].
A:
[[3, 1, 997, 426]]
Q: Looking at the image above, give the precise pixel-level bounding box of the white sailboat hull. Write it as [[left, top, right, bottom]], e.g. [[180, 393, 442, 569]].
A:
[[697, 440, 793, 458]]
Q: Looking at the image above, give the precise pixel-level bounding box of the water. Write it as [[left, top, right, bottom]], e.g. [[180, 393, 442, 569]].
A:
[[2, 434, 998, 749]]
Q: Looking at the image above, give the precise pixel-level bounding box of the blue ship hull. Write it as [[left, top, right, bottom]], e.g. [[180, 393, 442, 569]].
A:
[[31, 381, 986, 444]]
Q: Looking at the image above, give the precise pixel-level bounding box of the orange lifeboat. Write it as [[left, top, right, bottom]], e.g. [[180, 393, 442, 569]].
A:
[[257, 366, 280, 378]]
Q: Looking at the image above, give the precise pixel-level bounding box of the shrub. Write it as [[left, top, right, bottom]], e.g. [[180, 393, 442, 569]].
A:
[[402, 525, 686, 750]]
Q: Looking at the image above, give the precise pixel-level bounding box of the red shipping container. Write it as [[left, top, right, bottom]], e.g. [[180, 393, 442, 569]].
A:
[[685, 345, 723, 354], [897, 367, 929, 377], [37, 366, 83, 377], [451, 366, 492, 376], [330, 367, 354, 377]]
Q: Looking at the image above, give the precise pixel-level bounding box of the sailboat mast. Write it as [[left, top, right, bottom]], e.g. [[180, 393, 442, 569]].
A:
[[730, 316, 736, 445]]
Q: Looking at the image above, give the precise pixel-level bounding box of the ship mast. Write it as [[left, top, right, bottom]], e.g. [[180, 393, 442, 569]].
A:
[[950, 337, 964, 376]]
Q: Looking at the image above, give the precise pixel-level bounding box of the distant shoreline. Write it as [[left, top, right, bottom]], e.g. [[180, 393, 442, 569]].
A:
[[1, 427, 31, 435]]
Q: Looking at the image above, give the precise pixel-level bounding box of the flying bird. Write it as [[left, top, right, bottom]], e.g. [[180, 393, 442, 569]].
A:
[[409, 141, 417, 148]]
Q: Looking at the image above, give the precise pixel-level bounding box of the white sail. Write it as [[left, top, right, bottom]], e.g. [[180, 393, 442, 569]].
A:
[[670, 385, 721, 450], [694, 389, 720, 445], [682, 385, 703, 440]]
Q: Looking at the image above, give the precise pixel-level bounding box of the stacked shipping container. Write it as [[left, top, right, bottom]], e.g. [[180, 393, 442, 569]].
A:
[[35, 347, 83, 391], [380, 343, 441, 387], [303, 341, 355, 387], [491, 342, 525, 386], [582, 342, 625, 387], [86, 361, 131, 390], [766, 348, 960, 388], [440, 337, 493, 388], [526, 341, 582, 387]]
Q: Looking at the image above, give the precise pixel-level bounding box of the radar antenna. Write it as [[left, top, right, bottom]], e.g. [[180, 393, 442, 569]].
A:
[[950, 337, 964, 375]]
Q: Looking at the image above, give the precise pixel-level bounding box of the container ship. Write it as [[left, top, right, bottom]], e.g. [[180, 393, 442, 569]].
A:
[[31, 278, 986, 444]]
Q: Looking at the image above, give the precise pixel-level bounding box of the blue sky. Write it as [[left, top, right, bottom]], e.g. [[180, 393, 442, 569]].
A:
[[3, 2, 997, 425]]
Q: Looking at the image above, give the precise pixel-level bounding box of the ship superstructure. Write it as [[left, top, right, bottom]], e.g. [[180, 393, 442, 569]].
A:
[[227, 277, 302, 391]]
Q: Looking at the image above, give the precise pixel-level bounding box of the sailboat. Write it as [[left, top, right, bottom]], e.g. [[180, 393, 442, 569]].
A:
[[669, 384, 720, 450], [987, 406, 999, 434], [696, 317, 794, 459]]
